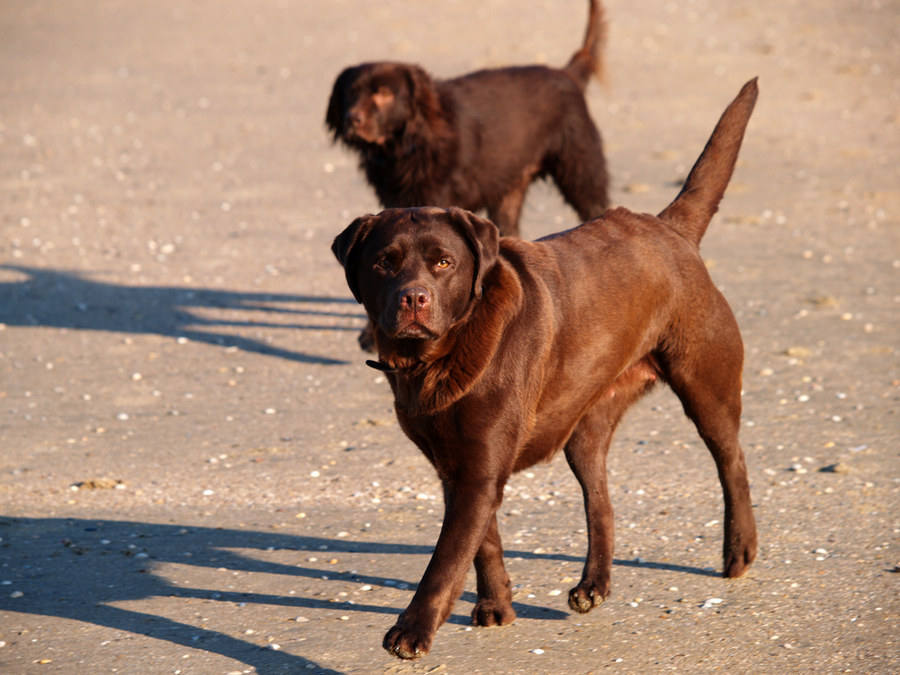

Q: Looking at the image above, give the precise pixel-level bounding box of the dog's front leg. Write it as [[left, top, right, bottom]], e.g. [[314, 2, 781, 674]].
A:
[[564, 406, 617, 613], [471, 512, 516, 626], [383, 478, 502, 660], [563, 373, 657, 613]]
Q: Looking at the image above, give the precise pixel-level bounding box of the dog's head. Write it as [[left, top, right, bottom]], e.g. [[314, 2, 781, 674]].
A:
[[332, 207, 499, 342], [325, 62, 441, 147]]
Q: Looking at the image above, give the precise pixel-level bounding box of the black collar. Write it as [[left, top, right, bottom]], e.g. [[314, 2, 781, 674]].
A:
[[365, 359, 396, 373]]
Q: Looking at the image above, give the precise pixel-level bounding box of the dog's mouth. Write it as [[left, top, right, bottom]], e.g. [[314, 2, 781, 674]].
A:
[[343, 120, 386, 146], [390, 320, 437, 340], [381, 313, 439, 341]]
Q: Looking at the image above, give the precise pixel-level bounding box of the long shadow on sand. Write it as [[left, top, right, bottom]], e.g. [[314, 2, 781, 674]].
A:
[[0, 517, 717, 674], [0, 265, 364, 365]]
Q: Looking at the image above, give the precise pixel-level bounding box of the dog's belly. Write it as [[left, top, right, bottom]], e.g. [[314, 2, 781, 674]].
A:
[[511, 354, 661, 474], [512, 388, 604, 472], [514, 424, 578, 472]]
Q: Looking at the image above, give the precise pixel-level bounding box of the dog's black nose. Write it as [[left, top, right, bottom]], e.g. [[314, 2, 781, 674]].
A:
[[345, 110, 363, 128], [399, 287, 430, 310]]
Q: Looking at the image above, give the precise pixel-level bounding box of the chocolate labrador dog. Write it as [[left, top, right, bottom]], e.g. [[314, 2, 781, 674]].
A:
[[326, 0, 609, 237], [333, 79, 760, 660]]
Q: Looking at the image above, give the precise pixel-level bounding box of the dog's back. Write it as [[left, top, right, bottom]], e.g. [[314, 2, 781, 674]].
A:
[[443, 65, 597, 171]]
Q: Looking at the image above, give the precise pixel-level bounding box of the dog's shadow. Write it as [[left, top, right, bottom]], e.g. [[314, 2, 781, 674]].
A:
[[0, 517, 718, 673], [0, 265, 365, 365]]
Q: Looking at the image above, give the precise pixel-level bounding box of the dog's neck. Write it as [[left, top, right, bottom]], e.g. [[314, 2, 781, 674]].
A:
[[370, 258, 523, 416]]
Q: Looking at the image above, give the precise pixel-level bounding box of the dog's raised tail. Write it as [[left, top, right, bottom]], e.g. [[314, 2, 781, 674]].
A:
[[565, 0, 607, 88], [659, 78, 759, 246]]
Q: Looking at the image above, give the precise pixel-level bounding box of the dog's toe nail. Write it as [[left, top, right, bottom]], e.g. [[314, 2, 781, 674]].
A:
[[569, 586, 606, 614]]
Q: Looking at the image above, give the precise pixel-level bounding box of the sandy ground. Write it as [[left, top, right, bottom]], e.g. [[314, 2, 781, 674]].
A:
[[1, 0, 898, 673]]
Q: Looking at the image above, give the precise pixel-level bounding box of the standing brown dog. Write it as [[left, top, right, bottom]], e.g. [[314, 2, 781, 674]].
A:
[[333, 80, 760, 660], [326, 0, 609, 237]]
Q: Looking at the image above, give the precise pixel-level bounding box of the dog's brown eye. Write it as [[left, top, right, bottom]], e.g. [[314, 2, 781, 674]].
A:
[[376, 258, 392, 272], [436, 259, 451, 269]]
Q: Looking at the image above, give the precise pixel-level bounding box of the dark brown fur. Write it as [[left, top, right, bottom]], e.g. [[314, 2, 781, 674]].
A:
[[326, 0, 609, 238], [333, 79, 761, 660]]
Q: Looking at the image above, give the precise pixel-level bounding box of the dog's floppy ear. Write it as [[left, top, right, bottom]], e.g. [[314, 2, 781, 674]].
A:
[[325, 66, 357, 141], [401, 65, 444, 134], [445, 208, 500, 300], [332, 213, 379, 303]]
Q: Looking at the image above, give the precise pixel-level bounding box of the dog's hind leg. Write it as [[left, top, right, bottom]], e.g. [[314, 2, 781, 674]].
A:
[[662, 303, 758, 578], [549, 116, 609, 222], [488, 180, 530, 237], [471, 512, 516, 626]]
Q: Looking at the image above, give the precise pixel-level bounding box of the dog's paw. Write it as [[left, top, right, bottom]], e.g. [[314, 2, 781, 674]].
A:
[[722, 538, 757, 578], [567, 582, 609, 614], [383, 622, 433, 660], [471, 599, 516, 627]]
